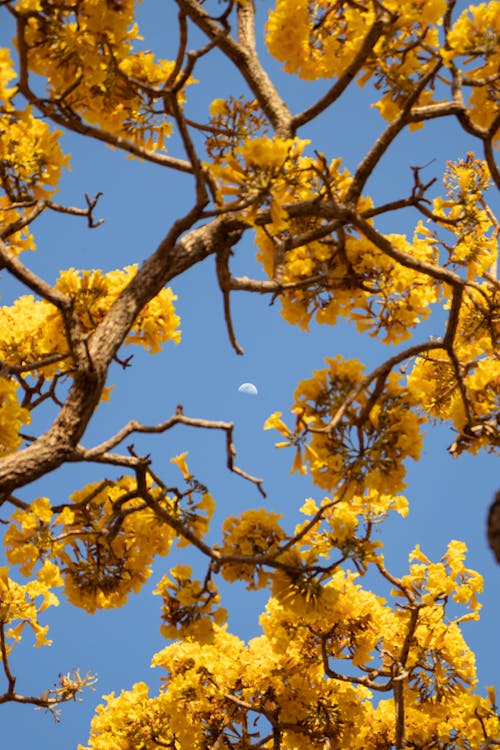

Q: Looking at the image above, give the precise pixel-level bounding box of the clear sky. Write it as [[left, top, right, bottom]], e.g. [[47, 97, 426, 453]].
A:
[[0, 2, 498, 748]]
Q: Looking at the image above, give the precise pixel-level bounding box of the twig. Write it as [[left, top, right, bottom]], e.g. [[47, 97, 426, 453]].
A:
[[347, 60, 443, 203], [216, 244, 244, 355], [14, 15, 193, 173], [314, 340, 443, 435], [292, 10, 390, 132], [74, 409, 266, 497], [0, 237, 71, 310], [0, 199, 45, 239], [0, 624, 16, 698]]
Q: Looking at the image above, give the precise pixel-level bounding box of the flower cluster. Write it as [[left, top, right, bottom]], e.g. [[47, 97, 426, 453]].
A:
[[15, 0, 190, 151], [0, 377, 30, 456], [443, 2, 500, 142], [205, 96, 268, 160], [218, 508, 286, 589], [0, 561, 62, 652], [208, 135, 311, 229], [80, 539, 495, 750], [0, 267, 181, 382], [154, 565, 227, 642], [5, 479, 178, 612], [266, 356, 425, 496]]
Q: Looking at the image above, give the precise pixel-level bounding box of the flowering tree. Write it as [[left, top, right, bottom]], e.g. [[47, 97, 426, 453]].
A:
[[0, 0, 499, 748]]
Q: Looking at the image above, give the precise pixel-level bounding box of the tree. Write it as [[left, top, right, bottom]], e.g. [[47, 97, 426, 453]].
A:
[[0, 0, 499, 747]]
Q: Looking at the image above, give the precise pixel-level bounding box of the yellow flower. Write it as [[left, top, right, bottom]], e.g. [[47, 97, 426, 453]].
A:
[[209, 98, 228, 116], [300, 498, 319, 516], [0, 378, 31, 456], [31, 497, 53, 524], [263, 411, 292, 437], [0, 48, 16, 105], [37, 559, 63, 588], [170, 451, 191, 480]]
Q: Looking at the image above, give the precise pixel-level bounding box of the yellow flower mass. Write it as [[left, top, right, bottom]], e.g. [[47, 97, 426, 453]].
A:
[[0, 0, 498, 745]]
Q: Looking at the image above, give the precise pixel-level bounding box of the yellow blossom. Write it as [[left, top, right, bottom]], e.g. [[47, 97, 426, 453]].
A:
[[170, 451, 191, 480]]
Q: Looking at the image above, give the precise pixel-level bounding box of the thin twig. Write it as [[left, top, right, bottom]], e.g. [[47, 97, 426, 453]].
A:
[[315, 340, 443, 435], [0, 199, 45, 239], [0, 236, 71, 309], [216, 245, 244, 355], [74, 409, 266, 496], [292, 10, 390, 132]]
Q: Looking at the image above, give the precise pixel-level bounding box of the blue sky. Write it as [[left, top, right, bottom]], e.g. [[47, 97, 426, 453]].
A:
[[0, 2, 498, 748]]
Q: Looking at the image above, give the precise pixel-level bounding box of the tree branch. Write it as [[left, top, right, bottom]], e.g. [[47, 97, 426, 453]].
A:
[[216, 244, 244, 355], [0, 236, 71, 309], [73, 408, 266, 496], [347, 60, 443, 203], [14, 15, 194, 173], [316, 340, 444, 435], [291, 12, 389, 132], [176, 0, 292, 135], [0, 212, 245, 494]]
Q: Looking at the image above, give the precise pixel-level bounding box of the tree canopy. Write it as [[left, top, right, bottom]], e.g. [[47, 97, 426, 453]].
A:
[[0, 0, 499, 748]]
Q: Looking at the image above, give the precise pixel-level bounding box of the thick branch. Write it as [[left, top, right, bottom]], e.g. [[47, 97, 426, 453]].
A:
[[0, 214, 245, 494], [484, 112, 500, 191], [88, 212, 242, 364], [177, 0, 292, 135]]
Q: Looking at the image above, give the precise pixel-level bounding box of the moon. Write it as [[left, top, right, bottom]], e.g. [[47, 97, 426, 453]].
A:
[[238, 382, 258, 395]]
